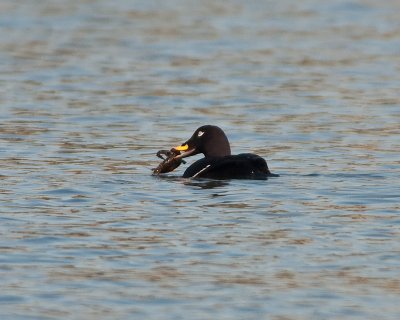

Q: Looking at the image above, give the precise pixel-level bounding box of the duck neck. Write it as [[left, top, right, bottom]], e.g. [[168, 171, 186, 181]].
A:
[[204, 136, 231, 157]]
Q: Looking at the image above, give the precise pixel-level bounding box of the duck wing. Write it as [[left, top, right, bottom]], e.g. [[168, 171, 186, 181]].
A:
[[183, 154, 270, 180]]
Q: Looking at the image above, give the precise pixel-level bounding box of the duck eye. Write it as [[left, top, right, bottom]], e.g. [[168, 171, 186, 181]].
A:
[[197, 130, 205, 137]]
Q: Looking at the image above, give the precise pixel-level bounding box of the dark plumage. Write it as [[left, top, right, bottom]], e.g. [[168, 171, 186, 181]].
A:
[[172, 125, 277, 180]]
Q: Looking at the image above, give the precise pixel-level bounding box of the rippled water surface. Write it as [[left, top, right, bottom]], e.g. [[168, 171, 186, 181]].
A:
[[1, 0, 400, 319]]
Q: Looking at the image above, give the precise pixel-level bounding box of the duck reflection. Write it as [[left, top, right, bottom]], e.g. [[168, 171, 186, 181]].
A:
[[153, 174, 229, 190], [183, 179, 229, 190]]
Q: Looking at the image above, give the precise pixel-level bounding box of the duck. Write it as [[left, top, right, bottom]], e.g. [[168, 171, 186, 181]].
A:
[[171, 125, 278, 180]]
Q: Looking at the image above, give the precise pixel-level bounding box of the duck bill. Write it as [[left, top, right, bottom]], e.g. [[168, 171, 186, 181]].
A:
[[172, 144, 198, 159]]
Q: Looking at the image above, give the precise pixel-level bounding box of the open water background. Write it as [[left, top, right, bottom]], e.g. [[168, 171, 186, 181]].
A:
[[1, 0, 399, 319]]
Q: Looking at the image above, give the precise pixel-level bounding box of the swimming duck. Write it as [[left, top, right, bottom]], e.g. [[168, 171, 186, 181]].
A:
[[172, 125, 277, 179]]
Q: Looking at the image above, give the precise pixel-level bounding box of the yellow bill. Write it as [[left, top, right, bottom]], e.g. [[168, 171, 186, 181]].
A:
[[174, 144, 189, 151]]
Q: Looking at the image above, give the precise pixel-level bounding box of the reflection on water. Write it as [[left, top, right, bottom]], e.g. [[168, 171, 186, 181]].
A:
[[154, 175, 230, 189], [1, 0, 400, 319], [183, 179, 230, 190]]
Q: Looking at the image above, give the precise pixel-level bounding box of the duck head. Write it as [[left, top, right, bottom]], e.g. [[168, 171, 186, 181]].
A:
[[173, 125, 231, 159]]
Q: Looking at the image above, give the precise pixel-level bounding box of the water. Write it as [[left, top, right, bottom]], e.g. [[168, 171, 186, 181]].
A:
[[1, 0, 400, 319]]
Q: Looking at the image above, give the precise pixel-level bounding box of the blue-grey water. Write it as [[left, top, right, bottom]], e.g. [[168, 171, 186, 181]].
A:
[[1, 0, 400, 319]]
